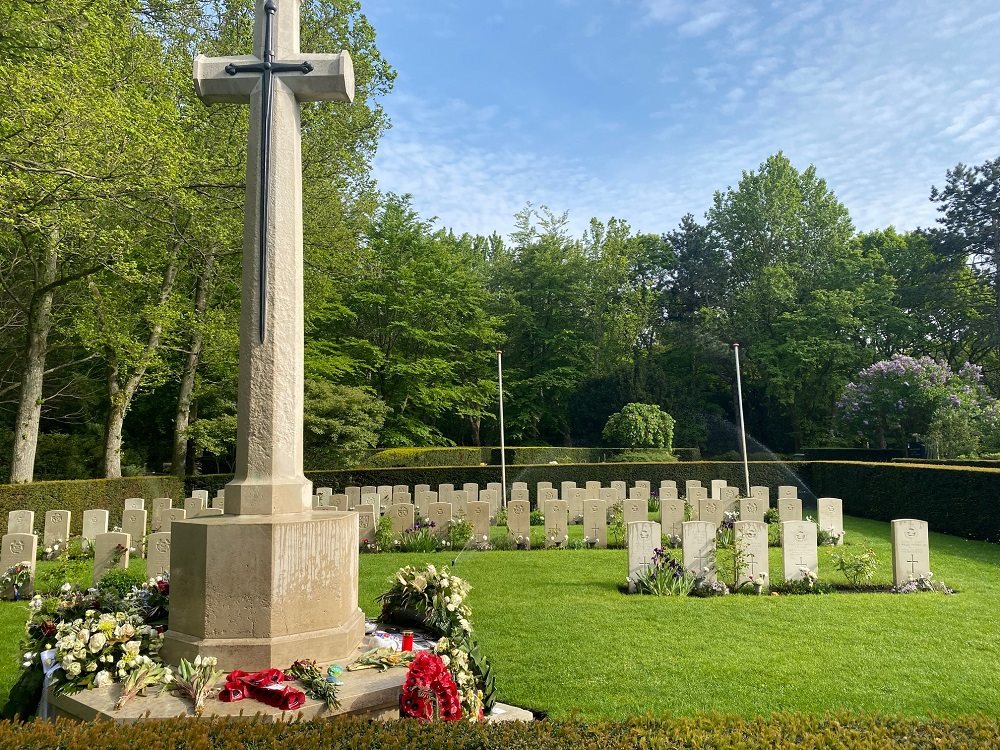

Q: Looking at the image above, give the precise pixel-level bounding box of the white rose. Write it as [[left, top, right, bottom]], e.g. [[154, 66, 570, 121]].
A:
[[89, 633, 108, 653], [94, 670, 113, 688], [67, 662, 82, 677]]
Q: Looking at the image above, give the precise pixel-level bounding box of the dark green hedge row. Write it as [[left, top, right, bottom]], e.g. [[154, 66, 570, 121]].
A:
[[810, 461, 1000, 543], [306, 446, 699, 471], [2, 714, 998, 749], [890, 458, 1000, 468], [0, 476, 183, 535]]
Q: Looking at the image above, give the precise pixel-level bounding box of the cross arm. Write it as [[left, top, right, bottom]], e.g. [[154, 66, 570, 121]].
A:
[[284, 52, 354, 103], [194, 55, 260, 103], [193, 51, 354, 105]]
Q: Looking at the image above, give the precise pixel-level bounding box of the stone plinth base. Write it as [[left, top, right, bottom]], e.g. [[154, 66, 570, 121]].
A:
[[49, 642, 403, 723], [160, 511, 364, 672]]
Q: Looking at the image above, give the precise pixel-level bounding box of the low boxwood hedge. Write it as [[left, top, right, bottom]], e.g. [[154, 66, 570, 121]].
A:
[[0, 476, 183, 536], [0, 714, 997, 749]]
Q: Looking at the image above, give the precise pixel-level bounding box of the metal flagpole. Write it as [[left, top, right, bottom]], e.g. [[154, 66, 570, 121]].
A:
[[732, 343, 751, 496], [498, 351, 507, 508]]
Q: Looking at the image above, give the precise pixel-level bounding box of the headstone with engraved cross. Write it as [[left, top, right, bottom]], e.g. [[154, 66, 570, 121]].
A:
[[583, 498, 607, 548], [734, 520, 768, 587], [161, 0, 362, 672], [627, 521, 661, 592], [782, 520, 818, 581], [507, 499, 531, 548], [682, 520, 716, 581], [891, 519, 930, 586]]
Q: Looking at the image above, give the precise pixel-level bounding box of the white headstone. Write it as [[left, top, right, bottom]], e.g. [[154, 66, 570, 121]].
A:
[[623, 496, 648, 528], [739, 496, 766, 523], [124, 497, 145, 511], [710, 479, 728, 500], [682, 521, 716, 580], [817, 497, 844, 545], [891, 519, 931, 586], [659, 495, 684, 538], [781, 521, 818, 581], [610, 480, 627, 500], [583, 498, 607, 548], [389, 503, 415, 534], [559, 481, 577, 500], [543, 499, 568, 548], [82, 509, 109, 545], [93, 531, 130, 584], [0, 533, 37, 598], [7, 510, 33, 535], [585, 481, 602, 499], [507, 499, 531, 548], [699, 496, 724, 527], [778, 485, 798, 500], [146, 532, 171, 578], [361, 492, 382, 516], [684, 479, 702, 498], [345, 486, 361, 509], [151, 498, 172, 531], [122, 509, 148, 558], [357, 505, 376, 543], [43, 510, 71, 549], [415, 490, 436, 518], [161, 508, 186, 533], [191, 489, 209, 504], [466, 501, 491, 545], [510, 488, 529, 504], [734, 520, 768, 588], [778, 497, 802, 525], [428, 502, 453, 538], [627, 521, 661, 592]]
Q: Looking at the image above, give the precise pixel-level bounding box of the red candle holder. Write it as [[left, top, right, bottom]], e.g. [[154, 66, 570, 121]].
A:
[[401, 630, 414, 651]]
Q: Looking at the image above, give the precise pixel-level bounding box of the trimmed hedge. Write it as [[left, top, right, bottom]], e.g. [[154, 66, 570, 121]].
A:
[[890, 458, 1000, 469], [0, 714, 998, 749], [805, 447, 906, 462], [809, 461, 1000, 543], [0, 476, 183, 536], [305, 446, 700, 470]]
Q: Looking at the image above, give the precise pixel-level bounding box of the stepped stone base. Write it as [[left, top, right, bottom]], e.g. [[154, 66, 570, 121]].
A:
[[159, 511, 364, 672]]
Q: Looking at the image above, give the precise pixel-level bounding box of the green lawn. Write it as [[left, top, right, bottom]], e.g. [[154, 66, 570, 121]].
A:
[[2, 516, 998, 720]]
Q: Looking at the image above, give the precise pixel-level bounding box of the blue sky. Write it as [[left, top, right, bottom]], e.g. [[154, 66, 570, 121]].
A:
[[363, 0, 1000, 238]]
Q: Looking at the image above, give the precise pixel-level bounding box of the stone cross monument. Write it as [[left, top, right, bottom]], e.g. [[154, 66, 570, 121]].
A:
[[160, 0, 363, 670]]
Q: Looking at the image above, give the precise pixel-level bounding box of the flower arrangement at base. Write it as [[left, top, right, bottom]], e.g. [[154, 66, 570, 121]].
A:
[[399, 651, 462, 721], [171, 655, 223, 716], [434, 637, 484, 720], [114, 655, 172, 710], [123, 575, 169, 626], [50, 610, 163, 694], [377, 564, 496, 715], [2, 562, 33, 600], [286, 659, 341, 710]]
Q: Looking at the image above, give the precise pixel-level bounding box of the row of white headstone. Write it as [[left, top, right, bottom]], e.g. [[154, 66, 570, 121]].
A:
[[626, 517, 931, 591], [309, 478, 806, 512], [0, 528, 172, 600], [3, 493, 223, 555]]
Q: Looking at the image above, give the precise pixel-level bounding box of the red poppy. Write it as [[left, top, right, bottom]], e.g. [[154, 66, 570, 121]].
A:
[[400, 652, 462, 722]]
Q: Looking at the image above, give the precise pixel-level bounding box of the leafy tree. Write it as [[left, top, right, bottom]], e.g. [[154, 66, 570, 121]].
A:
[[836, 355, 994, 451], [303, 378, 387, 467], [706, 152, 870, 450], [931, 158, 1000, 345], [602, 403, 675, 450]]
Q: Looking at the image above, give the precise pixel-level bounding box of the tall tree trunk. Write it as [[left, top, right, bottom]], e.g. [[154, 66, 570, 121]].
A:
[[171, 249, 216, 477], [101, 252, 179, 478], [468, 414, 481, 446], [8, 230, 58, 483]]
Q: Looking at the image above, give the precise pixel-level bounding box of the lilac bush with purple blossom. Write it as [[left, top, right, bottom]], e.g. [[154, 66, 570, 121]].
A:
[[836, 354, 995, 454]]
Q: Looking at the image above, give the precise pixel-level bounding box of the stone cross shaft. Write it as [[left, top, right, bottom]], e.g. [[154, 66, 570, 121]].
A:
[[193, 0, 353, 515]]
